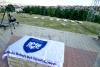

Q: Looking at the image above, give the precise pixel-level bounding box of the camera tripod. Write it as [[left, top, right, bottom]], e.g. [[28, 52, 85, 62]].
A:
[[0, 8, 19, 35]]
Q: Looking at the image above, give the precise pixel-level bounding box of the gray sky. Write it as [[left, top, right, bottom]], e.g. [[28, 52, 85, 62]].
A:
[[2, 0, 93, 6]]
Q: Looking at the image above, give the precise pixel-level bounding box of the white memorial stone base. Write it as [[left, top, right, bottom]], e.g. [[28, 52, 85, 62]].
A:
[[8, 56, 49, 67], [3, 35, 64, 67]]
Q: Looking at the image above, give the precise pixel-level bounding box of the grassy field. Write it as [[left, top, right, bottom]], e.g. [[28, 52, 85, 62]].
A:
[[0, 13, 100, 35]]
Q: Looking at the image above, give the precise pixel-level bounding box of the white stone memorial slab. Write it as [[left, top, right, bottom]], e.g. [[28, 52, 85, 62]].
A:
[[3, 35, 64, 67]]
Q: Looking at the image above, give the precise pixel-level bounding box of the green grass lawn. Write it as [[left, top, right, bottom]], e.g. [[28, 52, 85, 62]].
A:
[[0, 13, 100, 35]]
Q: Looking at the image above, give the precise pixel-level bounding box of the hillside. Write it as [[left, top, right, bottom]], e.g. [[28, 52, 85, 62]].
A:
[[0, 13, 100, 35]]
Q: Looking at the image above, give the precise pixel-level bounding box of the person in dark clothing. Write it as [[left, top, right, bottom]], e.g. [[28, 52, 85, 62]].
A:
[[7, 13, 16, 23], [7, 13, 19, 30]]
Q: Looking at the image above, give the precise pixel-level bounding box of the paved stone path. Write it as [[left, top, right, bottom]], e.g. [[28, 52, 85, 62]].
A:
[[0, 24, 100, 67]]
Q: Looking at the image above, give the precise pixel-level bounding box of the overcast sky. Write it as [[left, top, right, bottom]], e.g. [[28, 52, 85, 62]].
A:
[[1, 0, 94, 6]]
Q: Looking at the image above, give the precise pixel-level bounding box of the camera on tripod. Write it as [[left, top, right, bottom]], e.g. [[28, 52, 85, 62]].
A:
[[0, 4, 19, 34]]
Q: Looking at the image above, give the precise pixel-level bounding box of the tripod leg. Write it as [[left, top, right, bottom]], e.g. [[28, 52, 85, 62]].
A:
[[9, 22, 13, 35], [4, 26, 6, 30], [0, 10, 6, 24], [12, 23, 15, 29]]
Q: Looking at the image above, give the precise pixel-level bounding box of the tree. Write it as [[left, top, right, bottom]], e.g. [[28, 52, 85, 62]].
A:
[[55, 6, 62, 18], [6, 4, 15, 12], [94, 15, 100, 23], [23, 6, 31, 13], [0, 8, 5, 13], [63, 8, 72, 19], [47, 7, 56, 17], [40, 6, 47, 15]]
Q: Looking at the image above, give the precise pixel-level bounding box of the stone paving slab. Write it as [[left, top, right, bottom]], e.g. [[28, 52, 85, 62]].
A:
[[64, 46, 97, 67]]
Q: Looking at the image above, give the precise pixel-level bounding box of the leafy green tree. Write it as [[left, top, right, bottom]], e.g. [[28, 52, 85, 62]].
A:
[[0, 8, 5, 13], [39, 6, 47, 15], [94, 15, 100, 23], [23, 6, 31, 13], [47, 7, 56, 17], [62, 8, 71, 19], [6, 4, 15, 12], [55, 6, 62, 18], [34, 6, 41, 14]]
